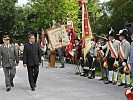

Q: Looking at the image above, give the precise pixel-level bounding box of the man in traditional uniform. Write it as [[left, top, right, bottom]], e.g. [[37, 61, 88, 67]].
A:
[[117, 29, 131, 88], [88, 39, 97, 79], [97, 35, 108, 81], [100, 28, 120, 85], [74, 38, 83, 75], [0, 35, 19, 91]]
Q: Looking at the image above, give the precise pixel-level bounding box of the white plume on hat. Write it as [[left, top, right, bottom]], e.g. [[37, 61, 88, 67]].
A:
[[119, 30, 123, 34], [117, 29, 128, 37], [109, 27, 114, 35]]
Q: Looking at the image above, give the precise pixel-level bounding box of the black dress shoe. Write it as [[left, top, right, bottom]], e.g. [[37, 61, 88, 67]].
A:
[[11, 83, 14, 87], [113, 81, 117, 85], [118, 83, 125, 86], [31, 88, 35, 91], [124, 84, 130, 88], [35, 84, 36, 88], [75, 72, 80, 75], [105, 81, 112, 84], [6, 87, 11, 92], [99, 78, 103, 81], [60, 66, 64, 68], [88, 76, 95, 79], [104, 81, 109, 84], [108, 81, 113, 84]]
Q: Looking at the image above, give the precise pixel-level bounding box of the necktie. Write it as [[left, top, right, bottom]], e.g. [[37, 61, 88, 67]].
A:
[[6, 44, 8, 48]]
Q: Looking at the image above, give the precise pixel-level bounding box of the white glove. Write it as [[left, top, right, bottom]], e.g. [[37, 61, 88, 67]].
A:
[[72, 49, 76, 51], [96, 48, 100, 51], [122, 62, 126, 66], [93, 58, 96, 62], [115, 61, 119, 66]]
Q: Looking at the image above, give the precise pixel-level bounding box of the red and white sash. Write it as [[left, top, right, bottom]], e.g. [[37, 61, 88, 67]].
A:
[[107, 41, 118, 59], [97, 44, 108, 68], [119, 44, 131, 72]]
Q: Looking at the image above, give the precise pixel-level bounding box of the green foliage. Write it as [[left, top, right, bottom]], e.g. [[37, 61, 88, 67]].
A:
[[30, 0, 80, 31], [0, 0, 16, 33], [95, 0, 133, 35], [0, 0, 17, 43], [1, 0, 132, 43]]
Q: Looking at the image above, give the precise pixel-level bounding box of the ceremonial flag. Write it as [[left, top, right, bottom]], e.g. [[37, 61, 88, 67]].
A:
[[82, 0, 94, 61], [36, 32, 41, 45], [41, 28, 45, 46], [47, 25, 70, 51], [78, 0, 82, 6], [37, 32, 39, 43]]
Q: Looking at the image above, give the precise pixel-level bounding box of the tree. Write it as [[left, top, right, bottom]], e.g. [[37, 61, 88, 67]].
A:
[[95, 0, 133, 35], [0, 0, 17, 43]]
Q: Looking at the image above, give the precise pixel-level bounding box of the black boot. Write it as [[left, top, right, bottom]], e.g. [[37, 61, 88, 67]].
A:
[[88, 71, 95, 79], [84, 70, 89, 77], [6, 86, 11, 92], [60, 64, 65, 68], [80, 69, 86, 76], [80, 70, 85, 76]]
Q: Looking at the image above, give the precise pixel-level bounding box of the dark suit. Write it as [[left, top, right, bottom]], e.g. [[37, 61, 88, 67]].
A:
[[23, 42, 41, 88]]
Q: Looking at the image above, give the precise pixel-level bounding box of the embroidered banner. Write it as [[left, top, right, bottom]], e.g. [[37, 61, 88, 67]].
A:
[[47, 25, 70, 51]]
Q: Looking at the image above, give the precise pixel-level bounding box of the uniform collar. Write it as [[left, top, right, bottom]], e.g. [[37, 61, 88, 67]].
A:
[[112, 39, 115, 42], [4, 44, 11, 48], [110, 39, 115, 43], [122, 39, 126, 43]]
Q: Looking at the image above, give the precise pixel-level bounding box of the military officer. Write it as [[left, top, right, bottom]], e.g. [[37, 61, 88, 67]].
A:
[[0, 35, 19, 91]]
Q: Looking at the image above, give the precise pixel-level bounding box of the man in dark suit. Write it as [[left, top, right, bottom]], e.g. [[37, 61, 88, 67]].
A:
[[23, 34, 41, 91], [0, 35, 19, 92]]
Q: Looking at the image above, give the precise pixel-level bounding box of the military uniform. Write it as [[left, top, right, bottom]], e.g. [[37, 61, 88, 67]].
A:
[[117, 29, 131, 88], [74, 41, 83, 75], [0, 36, 19, 91], [96, 34, 108, 81], [101, 29, 120, 84], [97, 37, 108, 81], [88, 40, 97, 79]]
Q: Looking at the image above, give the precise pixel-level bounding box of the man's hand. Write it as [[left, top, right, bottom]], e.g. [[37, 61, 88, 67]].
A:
[[23, 64, 27, 67], [114, 61, 119, 66], [72, 49, 76, 52], [93, 57, 96, 62], [103, 57, 107, 61], [122, 62, 126, 67], [96, 47, 100, 51]]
